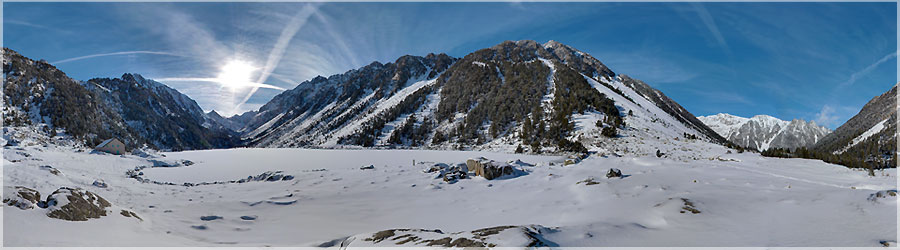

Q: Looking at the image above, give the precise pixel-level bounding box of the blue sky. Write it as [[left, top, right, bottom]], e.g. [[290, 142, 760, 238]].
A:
[[3, 2, 896, 129]]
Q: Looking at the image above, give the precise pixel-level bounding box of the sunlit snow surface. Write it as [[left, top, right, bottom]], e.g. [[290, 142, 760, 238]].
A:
[[3, 143, 896, 247]]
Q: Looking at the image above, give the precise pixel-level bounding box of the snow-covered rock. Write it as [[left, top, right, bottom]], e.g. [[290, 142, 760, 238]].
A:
[[343, 225, 557, 247], [45, 187, 112, 221], [3, 186, 42, 210], [467, 157, 515, 180]]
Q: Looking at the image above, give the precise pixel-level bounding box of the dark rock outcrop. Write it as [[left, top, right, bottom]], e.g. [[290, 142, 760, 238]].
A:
[[45, 187, 111, 221], [466, 157, 514, 180], [606, 168, 622, 178], [3, 186, 42, 210]]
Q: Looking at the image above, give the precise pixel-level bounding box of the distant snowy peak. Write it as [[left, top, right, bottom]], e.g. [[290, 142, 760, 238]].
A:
[[697, 113, 830, 151]]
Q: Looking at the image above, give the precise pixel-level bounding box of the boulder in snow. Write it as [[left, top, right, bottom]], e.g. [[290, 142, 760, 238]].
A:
[[425, 163, 448, 173], [200, 215, 223, 221], [92, 180, 108, 188], [441, 165, 468, 184], [606, 168, 622, 178], [120, 210, 143, 221], [350, 225, 556, 247], [577, 178, 600, 185], [45, 187, 111, 221], [467, 158, 515, 180], [39, 165, 60, 175], [3, 186, 42, 210], [868, 190, 897, 202]]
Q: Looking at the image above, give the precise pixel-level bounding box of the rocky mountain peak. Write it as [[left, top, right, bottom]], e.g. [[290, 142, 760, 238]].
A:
[[698, 113, 830, 150]]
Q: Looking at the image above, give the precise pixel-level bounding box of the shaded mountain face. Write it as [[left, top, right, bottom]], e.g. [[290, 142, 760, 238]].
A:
[[238, 53, 457, 147], [2, 48, 237, 150], [237, 40, 726, 152], [814, 85, 897, 167], [205, 110, 247, 132], [3, 48, 133, 145], [698, 113, 831, 151]]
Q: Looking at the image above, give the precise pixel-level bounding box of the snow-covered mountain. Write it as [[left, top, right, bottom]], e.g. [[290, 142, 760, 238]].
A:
[[237, 53, 456, 147], [697, 113, 831, 151], [2, 48, 237, 150], [236, 40, 727, 152], [813, 84, 897, 167]]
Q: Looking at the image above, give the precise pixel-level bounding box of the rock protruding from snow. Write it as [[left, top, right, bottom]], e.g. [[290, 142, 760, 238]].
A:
[[606, 168, 622, 178], [39, 165, 60, 175], [441, 163, 469, 184], [348, 225, 557, 247], [92, 180, 108, 188], [868, 190, 897, 202], [120, 210, 143, 221], [3, 186, 42, 210], [45, 187, 111, 221], [466, 158, 515, 180]]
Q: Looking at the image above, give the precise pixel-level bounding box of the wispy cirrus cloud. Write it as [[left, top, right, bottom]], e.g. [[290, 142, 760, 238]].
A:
[[52, 51, 182, 64]]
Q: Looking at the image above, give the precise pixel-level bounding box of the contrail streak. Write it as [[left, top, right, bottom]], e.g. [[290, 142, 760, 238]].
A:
[[691, 3, 729, 52], [236, 3, 319, 110], [840, 51, 897, 88], [155, 77, 286, 90], [314, 11, 360, 67], [52, 51, 182, 64]]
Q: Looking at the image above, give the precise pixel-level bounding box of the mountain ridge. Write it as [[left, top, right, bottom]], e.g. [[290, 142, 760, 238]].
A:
[[813, 84, 897, 167], [2, 48, 237, 150], [232, 40, 727, 154], [697, 113, 831, 151]]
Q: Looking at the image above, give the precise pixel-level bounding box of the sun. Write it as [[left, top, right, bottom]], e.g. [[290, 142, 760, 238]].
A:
[[216, 60, 256, 91]]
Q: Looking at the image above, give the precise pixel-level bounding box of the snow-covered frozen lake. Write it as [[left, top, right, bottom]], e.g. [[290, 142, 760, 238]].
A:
[[3, 146, 897, 247], [142, 148, 563, 183]]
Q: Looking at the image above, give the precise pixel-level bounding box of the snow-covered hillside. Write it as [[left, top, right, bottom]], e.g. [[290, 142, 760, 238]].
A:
[[814, 84, 897, 168], [235, 40, 726, 154], [238, 53, 456, 147], [3, 129, 896, 247], [2, 48, 238, 151], [698, 113, 831, 151]]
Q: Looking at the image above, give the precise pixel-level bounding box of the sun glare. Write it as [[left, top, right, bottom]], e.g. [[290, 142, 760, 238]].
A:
[[216, 60, 256, 90]]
